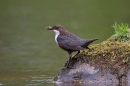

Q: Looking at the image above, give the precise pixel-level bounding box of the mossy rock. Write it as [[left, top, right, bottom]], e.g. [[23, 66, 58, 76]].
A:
[[55, 23, 130, 85], [55, 40, 130, 85], [83, 40, 130, 65]]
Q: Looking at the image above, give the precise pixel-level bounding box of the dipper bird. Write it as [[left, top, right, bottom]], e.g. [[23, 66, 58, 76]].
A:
[[46, 24, 98, 68]]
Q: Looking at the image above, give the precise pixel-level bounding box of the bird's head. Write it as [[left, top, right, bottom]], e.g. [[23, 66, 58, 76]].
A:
[[46, 24, 68, 35]]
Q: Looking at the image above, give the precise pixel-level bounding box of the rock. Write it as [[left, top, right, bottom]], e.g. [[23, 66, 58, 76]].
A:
[[54, 23, 130, 85], [54, 41, 130, 85]]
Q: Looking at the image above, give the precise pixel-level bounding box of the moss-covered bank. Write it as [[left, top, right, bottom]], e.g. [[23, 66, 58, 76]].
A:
[[54, 23, 130, 86]]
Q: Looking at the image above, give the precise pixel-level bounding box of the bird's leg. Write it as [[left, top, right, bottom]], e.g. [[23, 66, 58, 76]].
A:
[[73, 51, 80, 58], [86, 47, 90, 49], [66, 52, 72, 67], [62, 52, 74, 69]]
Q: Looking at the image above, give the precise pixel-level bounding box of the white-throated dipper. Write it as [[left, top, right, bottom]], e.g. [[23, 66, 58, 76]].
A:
[[46, 24, 98, 69]]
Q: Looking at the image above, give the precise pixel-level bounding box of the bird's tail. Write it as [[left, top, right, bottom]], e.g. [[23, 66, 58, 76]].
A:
[[82, 38, 98, 48]]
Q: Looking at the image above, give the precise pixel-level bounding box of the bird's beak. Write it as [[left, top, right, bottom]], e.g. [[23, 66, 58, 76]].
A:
[[46, 26, 53, 30]]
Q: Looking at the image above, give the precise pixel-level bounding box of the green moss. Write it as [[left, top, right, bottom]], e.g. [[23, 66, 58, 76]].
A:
[[82, 41, 130, 64]]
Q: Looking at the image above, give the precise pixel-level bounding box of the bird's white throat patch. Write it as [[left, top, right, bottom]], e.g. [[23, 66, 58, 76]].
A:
[[53, 30, 60, 44]]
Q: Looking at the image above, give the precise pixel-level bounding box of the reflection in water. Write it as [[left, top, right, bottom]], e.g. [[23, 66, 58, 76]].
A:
[[25, 75, 54, 86], [0, 74, 54, 86], [54, 82, 122, 86], [1, 73, 128, 86]]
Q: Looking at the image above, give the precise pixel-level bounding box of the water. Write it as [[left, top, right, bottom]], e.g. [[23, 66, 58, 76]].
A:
[[0, 0, 130, 86]]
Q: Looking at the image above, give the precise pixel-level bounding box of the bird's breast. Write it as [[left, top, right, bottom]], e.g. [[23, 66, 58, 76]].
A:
[[53, 30, 60, 44]]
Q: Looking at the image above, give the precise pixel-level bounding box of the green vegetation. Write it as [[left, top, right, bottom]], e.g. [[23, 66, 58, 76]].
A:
[[108, 22, 130, 43]]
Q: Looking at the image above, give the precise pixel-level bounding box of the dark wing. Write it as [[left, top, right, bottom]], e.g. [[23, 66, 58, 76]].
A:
[[57, 35, 84, 51]]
